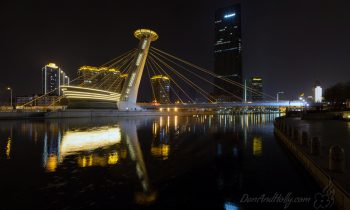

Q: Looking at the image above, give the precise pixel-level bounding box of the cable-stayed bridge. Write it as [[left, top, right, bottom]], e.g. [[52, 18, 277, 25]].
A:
[[19, 29, 306, 111]]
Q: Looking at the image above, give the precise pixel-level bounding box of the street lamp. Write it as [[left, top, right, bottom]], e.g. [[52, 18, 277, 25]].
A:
[[6, 87, 12, 108], [276, 91, 284, 102]]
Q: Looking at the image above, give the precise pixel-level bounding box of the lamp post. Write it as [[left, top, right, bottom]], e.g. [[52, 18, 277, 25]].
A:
[[6, 87, 12, 108], [276, 91, 284, 103]]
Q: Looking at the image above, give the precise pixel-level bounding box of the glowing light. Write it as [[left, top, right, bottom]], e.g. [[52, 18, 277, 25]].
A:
[[252, 77, 262, 81], [78, 65, 120, 73], [60, 127, 121, 159], [224, 13, 236, 18], [46, 155, 58, 172], [174, 107, 178, 112], [174, 115, 178, 129], [134, 29, 159, 41], [46, 63, 58, 68], [151, 75, 169, 80], [151, 144, 170, 160], [61, 85, 121, 102], [6, 137, 11, 159], [253, 137, 263, 157], [224, 202, 239, 210], [108, 152, 119, 165]]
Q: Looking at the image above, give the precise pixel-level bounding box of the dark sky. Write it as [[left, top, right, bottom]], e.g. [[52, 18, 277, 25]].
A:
[[0, 0, 350, 101]]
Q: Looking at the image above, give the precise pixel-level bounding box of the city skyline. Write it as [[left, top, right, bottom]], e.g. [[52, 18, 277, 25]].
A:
[[0, 0, 350, 101]]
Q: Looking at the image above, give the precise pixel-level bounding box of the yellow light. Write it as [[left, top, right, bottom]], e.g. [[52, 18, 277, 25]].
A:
[[6, 137, 11, 159], [167, 108, 170, 111], [174, 107, 178, 112], [61, 127, 121, 160], [46, 63, 58, 68], [253, 137, 263, 157], [150, 75, 169, 80], [108, 152, 119, 165], [46, 155, 58, 172], [159, 108, 163, 111], [151, 144, 170, 160], [134, 29, 159, 41], [6, 87, 11, 90], [252, 77, 262, 81]]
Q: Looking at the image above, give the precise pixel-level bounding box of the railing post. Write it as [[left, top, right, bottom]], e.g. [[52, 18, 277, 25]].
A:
[[329, 145, 345, 173]]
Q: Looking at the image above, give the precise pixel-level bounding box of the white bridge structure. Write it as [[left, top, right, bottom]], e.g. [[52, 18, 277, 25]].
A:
[[59, 29, 306, 111], [61, 29, 158, 111]]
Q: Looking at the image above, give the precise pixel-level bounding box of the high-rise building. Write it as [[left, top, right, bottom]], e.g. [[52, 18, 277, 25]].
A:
[[42, 63, 70, 96], [214, 4, 242, 102], [313, 81, 322, 103], [77, 66, 121, 92], [249, 77, 263, 101], [151, 75, 170, 104]]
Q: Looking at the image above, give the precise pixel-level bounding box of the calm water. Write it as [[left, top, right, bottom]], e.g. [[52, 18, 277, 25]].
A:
[[0, 114, 327, 210]]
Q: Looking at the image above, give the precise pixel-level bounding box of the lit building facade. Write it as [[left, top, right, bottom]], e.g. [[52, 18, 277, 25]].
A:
[[77, 66, 121, 92], [249, 77, 263, 101], [42, 63, 70, 96], [313, 81, 322, 103], [151, 75, 170, 104], [214, 4, 242, 101]]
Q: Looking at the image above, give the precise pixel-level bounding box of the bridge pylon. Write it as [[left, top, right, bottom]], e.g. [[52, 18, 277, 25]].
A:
[[118, 29, 158, 111]]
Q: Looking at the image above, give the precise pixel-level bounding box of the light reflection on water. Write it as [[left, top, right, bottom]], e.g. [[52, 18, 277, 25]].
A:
[[0, 113, 287, 209]]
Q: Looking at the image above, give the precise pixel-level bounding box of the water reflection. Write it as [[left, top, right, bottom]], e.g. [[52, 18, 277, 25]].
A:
[[6, 137, 11, 160], [0, 113, 282, 209]]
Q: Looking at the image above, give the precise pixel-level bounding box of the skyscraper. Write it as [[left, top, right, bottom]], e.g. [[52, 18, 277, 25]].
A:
[[249, 77, 263, 101], [151, 75, 170, 104], [77, 66, 121, 92], [42, 63, 70, 96], [313, 81, 322, 103], [214, 4, 242, 102]]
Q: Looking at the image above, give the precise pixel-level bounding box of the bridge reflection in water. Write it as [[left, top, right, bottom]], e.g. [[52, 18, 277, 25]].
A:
[[1, 113, 320, 210]]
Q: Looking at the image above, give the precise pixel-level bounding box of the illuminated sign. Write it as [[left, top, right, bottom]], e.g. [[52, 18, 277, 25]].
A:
[[224, 13, 236, 18]]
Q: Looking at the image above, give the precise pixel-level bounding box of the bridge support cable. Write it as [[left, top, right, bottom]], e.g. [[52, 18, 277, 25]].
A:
[[149, 53, 215, 103], [149, 56, 189, 103], [149, 54, 194, 103], [18, 75, 85, 107], [87, 49, 137, 89], [149, 53, 214, 103], [151, 47, 275, 100], [145, 61, 157, 102], [83, 50, 135, 89], [150, 50, 242, 101], [146, 58, 173, 104], [93, 52, 136, 90], [98, 48, 136, 69], [77, 49, 135, 88], [107, 57, 136, 92]]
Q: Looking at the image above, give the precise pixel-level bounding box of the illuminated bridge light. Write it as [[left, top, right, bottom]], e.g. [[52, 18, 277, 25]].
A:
[[224, 13, 236, 18], [61, 85, 121, 102]]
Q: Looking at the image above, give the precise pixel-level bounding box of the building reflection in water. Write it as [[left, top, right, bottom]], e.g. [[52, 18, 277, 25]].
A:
[[0, 113, 282, 207], [252, 136, 263, 157], [151, 116, 171, 160], [6, 137, 11, 160]]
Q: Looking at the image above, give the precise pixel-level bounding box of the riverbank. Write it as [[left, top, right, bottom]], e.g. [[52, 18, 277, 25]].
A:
[[274, 117, 350, 210], [0, 109, 217, 120]]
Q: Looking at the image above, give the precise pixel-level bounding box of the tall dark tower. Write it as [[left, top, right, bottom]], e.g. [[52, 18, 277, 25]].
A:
[[214, 4, 242, 101]]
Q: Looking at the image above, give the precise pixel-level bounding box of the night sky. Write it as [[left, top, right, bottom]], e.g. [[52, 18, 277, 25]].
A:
[[1, 0, 350, 101]]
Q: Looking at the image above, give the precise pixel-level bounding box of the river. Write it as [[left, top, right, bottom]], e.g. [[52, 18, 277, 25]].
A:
[[0, 114, 331, 209]]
